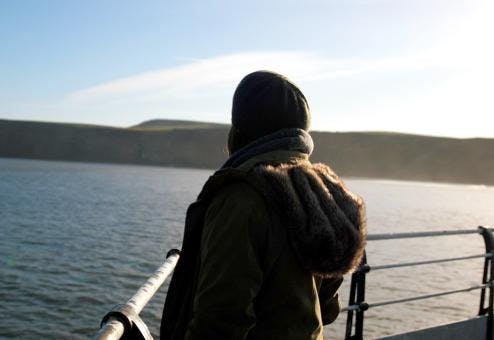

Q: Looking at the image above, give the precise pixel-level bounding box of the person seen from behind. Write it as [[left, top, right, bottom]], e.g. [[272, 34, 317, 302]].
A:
[[161, 70, 367, 339]]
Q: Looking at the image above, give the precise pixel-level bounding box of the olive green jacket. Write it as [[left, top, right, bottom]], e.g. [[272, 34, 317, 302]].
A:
[[184, 151, 345, 340]]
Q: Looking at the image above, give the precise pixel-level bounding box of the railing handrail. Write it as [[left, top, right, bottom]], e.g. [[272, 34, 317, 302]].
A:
[[368, 228, 484, 241], [95, 250, 180, 340], [359, 253, 492, 272]]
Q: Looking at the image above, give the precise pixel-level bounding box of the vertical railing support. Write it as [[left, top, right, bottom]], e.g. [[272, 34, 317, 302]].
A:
[[345, 253, 369, 340], [478, 226, 494, 340]]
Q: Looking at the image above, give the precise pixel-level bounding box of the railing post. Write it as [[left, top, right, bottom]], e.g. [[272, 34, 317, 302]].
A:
[[345, 253, 368, 340], [478, 226, 494, 340]]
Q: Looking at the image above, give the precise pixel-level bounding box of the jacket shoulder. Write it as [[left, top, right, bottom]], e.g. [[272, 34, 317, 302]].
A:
[[198, 168, 264, 201], [204, 178, 269, 237], [201, 170, 285, 273]]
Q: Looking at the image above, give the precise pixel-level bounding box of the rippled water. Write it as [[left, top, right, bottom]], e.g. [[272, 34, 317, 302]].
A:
[[1, 158, 493, 339]]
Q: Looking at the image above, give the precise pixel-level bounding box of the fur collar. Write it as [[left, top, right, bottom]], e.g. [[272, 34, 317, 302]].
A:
[[252, 161, 367, 278]]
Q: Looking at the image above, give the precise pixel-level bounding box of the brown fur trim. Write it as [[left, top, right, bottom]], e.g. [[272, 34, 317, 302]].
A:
[[252, 162, 367, 278]]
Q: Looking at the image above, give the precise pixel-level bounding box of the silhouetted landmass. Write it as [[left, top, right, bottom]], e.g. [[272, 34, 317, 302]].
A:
[[1, 119, 493, 185]]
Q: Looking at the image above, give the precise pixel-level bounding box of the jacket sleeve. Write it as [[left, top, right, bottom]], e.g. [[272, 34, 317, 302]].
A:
[[184, 183, 267, 340], [317, 277, 343, 325]]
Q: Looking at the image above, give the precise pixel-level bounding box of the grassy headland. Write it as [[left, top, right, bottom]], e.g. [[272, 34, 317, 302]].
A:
[[1, 118, 493, 185]]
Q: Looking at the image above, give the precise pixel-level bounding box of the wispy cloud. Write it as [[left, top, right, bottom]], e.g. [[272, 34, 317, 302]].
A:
[[61, 0, 493, 137], [65, 51, 438, 104]]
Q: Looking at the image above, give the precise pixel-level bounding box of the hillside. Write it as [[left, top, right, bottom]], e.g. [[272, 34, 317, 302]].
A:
[[1, 119, 493, 185], [131, 119, 227, 130]]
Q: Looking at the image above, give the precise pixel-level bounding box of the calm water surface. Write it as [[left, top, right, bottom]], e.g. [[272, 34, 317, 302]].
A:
[[1, 158, 493, 339]]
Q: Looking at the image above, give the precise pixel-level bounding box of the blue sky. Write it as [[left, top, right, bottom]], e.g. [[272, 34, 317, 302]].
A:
[[1, 0, 492, 137]]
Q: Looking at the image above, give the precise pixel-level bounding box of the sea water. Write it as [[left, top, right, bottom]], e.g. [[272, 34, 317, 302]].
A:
[[1, 158, 493, 339]]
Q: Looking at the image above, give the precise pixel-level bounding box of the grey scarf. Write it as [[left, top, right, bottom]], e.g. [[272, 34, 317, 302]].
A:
[[221, 128, 314, 169]]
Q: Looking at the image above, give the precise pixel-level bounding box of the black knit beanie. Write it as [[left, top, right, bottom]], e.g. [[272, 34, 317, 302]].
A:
[[229, 70, 311, 152]]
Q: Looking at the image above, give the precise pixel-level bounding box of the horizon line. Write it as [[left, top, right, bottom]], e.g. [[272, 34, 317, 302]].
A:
[[1, 116, 491, 140]]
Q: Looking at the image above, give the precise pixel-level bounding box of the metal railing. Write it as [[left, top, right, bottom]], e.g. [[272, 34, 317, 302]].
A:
[[95, 227, 493, 340], [95, 249, 180, 340], [344, 226, 494, 340]]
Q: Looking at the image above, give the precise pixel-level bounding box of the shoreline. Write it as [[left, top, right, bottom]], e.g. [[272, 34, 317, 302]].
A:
[[2, 155, 493, 189]]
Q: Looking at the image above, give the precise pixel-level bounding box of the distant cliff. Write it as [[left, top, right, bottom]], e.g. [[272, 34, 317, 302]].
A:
[[1, 119, 493, 185]]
